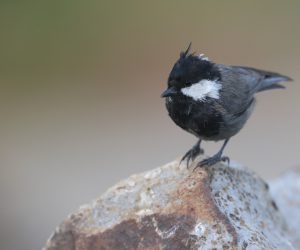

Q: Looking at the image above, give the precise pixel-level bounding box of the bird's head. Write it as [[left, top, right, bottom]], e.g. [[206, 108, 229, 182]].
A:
[[161, 43, 222, 102]]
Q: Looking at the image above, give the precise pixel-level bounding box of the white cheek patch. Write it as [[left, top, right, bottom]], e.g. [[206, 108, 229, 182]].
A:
[[181, 79, 222, 102]]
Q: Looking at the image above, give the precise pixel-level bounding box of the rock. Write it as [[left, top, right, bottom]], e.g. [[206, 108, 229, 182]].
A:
[[43, 160, 297, 250], [270, 168, 300, 249]]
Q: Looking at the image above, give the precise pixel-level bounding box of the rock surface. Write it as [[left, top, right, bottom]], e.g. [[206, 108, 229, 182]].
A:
[[270, 168, 300, 249], [43, 160, 299, 250]]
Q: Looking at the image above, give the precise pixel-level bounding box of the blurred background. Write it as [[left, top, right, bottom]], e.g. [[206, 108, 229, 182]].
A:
[[0, 1, 299, 249]]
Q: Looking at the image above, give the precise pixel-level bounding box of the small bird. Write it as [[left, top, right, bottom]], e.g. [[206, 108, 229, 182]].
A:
[[161, 43, 292, 169]]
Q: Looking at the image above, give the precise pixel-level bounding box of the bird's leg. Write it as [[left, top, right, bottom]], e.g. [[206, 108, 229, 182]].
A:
[[180, 139, 204, 168], [195, 139, 230, 169]]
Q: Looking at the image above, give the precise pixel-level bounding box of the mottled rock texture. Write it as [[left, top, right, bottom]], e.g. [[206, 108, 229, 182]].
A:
[[270, 168, 300, 249], [43, 160, 299, 250]]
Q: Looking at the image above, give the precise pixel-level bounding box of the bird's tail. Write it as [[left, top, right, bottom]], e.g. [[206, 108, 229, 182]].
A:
[[257, 70, 292, 92]]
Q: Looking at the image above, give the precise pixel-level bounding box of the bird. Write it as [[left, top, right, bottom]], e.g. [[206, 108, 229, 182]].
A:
[[161, 43, 292, 169]]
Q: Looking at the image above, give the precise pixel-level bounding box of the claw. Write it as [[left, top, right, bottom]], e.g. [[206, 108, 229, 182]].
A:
[[194, 153, 229, 170], [180, 140, 204, 168], [221, 156, 230, 165], [193, 139, 230, 170]]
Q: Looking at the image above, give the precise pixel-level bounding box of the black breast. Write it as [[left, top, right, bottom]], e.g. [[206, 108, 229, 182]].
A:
[[166, 96, 223, 140]]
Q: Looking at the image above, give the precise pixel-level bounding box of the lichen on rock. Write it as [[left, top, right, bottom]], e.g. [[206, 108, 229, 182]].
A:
[[43, 160, 299, 250]]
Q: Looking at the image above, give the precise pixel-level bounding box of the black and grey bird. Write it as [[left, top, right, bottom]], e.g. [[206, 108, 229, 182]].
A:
[[161, 44, 292, 168]]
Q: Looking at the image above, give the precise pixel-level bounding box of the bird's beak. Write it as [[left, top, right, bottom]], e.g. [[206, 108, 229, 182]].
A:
[[161, 86, 177, 98]]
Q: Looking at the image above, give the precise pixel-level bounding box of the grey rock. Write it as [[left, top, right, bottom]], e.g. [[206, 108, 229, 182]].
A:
[[270, 168, 300, 249], [43, 160, 298, 250]]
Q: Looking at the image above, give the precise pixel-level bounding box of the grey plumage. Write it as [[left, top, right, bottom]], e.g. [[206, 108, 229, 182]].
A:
[[161, 48, 292, 168], [213, 64, 292, 140]]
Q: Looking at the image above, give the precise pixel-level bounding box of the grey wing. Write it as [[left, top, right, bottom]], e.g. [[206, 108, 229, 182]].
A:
[[211, 64, 290, 139], [208, 65, 261, 139], [235, 66, 291, 92], [215, 64, 263, 116], [215, 64, 291, 115]]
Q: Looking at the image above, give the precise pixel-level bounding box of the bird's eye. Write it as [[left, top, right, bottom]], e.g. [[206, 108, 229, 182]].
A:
[[168, 79, 176, 85], [169, 78, 181, 86], [175, 76, 182, 82]]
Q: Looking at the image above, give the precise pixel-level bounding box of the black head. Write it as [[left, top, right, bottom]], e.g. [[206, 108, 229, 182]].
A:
[[161, 44, 220, 98]]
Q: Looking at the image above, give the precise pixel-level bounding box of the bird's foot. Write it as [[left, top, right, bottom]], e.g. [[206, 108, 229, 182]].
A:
[[180, 144, 204, 168], [193, 154, 230, 170]]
